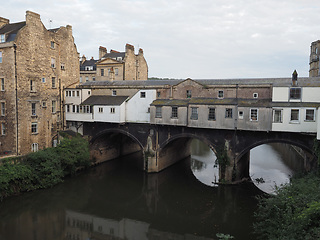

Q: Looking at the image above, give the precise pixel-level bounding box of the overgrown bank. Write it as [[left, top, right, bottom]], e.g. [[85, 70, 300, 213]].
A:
[[0, 135, 91, 201]]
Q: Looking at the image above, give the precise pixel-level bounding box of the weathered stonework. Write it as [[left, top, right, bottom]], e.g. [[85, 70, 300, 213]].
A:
[[0, 11, 79, 155]]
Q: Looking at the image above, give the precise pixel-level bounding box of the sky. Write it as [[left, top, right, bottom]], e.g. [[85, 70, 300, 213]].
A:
[[2, 0, 320, 79]]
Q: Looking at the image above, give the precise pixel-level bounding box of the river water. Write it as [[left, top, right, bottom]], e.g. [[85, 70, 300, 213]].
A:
[[0, 140, 302, 240]]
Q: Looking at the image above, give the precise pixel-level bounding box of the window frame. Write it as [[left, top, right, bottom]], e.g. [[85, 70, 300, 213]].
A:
[[110, 107, 115, 114], [238, 111, 244, 120], [250, 108, 258, 121], [101, 69, 104, 76], [1, 123, 5, 135], [171, 106, 178, 118], [98, 107, 103, 113], [112, 90, 117, 96], [30, 79, 36, 92], [155, 106, 162, 118], [289, 87, 301, 100], [52, 77, 56, 88], [290, 109, 300, 123], [52, 100, 56, 113], [140, 92, 146, 98], [51, 57, 56, 68], [225, 108, 233, 118], [31, 102, 36, 116], [1, 102, 5, 116], [31, 122, 38, 134], [218, 90, 224, 99], [0, 51, 2, 63], [0, 34, 5, 43], [0, 78, 4, 91], [190, 107, 198, 120], [31, 143, 39, 152], [253, 93, 258, 98], [208, 107, 216, 121], [273, 109, 282, 123], [305, 109, 315, 122], [186, 90, 192, 98]]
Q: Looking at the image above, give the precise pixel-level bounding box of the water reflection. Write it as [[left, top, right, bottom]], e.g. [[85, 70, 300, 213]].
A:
[[190, 139, 219, 187], [0, 152, 260, 240]]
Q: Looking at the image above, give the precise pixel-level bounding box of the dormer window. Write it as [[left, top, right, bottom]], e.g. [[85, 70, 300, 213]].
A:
[[85, 66, 93, 71], [289, 87, 301, 100], [117, 57, 122, 61], [0, 34, 5, 43]]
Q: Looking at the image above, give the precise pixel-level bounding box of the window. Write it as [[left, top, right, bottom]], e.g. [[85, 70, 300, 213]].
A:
[[101, 69, 104, 76], [76, 91, 80, 97], [250, 109, 258, 121], [0, 51, 2, 63], [30, 80, 35, 92], [31, 122, 38, 134], [225, 108, 233, 118], [80, 76, 82, 83], [42, 101, 47, 108], [52, 100, 56, 113], [1, 123, 5, 135], [186, 90, 192, 98], [155, 107, 162, 118], [171, 107, 178, 118], [52, 77, 56, 88], [273, 109, 282, 123], [98, 107, 103, 113], [31, 103, 36, 116], [51, 58, 56, 68], [85, 76, 89, 82], [115, 68, 119, 76], [0, 34, 5, 43], [110, 107, 115, 113], [238, 111, 244, 120], [88, 90, 91, 95], [157, 92, 161, 98], [208, 108, 216, 120], [66, 105, 70, 112], [31, 143, 38, 152], [61, 63, 65, 70], [190, 107, 198, 120], [140, 92, 146, 98], [1, 78, 4, 91], [289, 88, 301, 100], [253, 93, 258, 98], [112, 90, 117, 96], [290, 109, 300, 122], [92, 77, 95, 81], [218, 90, 224, 99], [41, 77, 46, 83], [1, 102, 5, 116], [50, 41, 55, 48], [305, 109, 315, 121]]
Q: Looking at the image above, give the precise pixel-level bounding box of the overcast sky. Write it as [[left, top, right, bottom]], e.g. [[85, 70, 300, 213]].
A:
[[2, 0, 320, 79]]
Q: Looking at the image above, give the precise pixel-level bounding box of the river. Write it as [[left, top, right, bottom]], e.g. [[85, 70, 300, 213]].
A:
[[0, 140, 302, 240]]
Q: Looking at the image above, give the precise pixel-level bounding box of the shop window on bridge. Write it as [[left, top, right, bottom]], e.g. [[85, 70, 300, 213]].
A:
[[171, 106, 178, 118], [273, 109, 282, 123], [225, 108, 233, 118], [156, 107, 162, 118], [305, 109, 315, 121], [250, 109, 258, 121], [208, 108, 216, 120], [289, 87, 301, 100], [290, 109, 300, 122], [190, 107, 198, 120]]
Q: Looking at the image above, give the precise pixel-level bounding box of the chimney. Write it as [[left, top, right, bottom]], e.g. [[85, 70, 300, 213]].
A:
[[0, 17, 9, 28], [81, 55, 86, 63], [292, 70, 298, 86], [138, 48, 144, 55], [99, 46, 107, 60], [26, 11, 40, 25], [125, 43, 135, 53]]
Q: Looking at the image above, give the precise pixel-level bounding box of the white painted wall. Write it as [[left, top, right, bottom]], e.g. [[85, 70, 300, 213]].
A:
[[93, 104, 126, 123], [272, 107, 318, 133], [126, 90, 156, 123], [272, 87, 289, 102], [317, 108, 320, 140], [66, 112, 93, 122], [65, 88, 92, 105], [302, 88, 320, 102]]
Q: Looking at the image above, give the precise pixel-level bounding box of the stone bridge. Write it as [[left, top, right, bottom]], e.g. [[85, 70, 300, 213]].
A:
[[83, 122, 318, 183]]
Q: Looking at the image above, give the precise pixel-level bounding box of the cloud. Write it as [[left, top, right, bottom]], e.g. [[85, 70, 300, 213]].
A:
[[2, 0, 320, 78]]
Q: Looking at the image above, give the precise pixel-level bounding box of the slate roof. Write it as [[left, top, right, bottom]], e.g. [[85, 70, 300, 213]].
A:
[[79, 77, 320, 88], [80, 59, 98, 71], [101, 51, 126, 61], [81, 95, 128, 106], [0, 21, 26, 42]]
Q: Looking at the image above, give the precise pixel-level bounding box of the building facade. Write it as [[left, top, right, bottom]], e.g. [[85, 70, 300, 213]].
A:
[[0, 11, 79, 155], [80, 44, 148, 82]]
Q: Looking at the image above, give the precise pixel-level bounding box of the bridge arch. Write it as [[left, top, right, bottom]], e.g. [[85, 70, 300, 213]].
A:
[[89, 128, 144, 168]]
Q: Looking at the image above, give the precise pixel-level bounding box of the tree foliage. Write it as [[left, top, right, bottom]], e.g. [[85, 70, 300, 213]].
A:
[[0, 135, 90, 201], [254, 173, 320, 239]]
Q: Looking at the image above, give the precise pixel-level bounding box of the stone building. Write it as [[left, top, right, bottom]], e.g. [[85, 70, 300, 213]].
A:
[[80, 44, 148, 82], [0, 11, 79, 155], [309, 40, 320, 77]]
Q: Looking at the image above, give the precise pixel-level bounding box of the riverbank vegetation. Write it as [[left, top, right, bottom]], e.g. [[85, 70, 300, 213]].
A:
[[0, 135, 90, 201], [254, 172, 320, 239]]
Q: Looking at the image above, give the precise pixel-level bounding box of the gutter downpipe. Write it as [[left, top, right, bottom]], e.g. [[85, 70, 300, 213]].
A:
[[14, 44, 19, 155]]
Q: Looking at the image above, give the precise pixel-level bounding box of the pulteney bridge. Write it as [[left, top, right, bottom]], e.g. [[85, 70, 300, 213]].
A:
[[84, 122, 318, 183]]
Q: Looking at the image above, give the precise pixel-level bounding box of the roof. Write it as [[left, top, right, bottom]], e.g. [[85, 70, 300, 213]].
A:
[[101, 51, 125, 61], [81, 95, 128, 106], [0, 21, 26, 42], [80, 59, 98, 71], [79, 77, 320, 88], [151, 98, 272, 107]]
